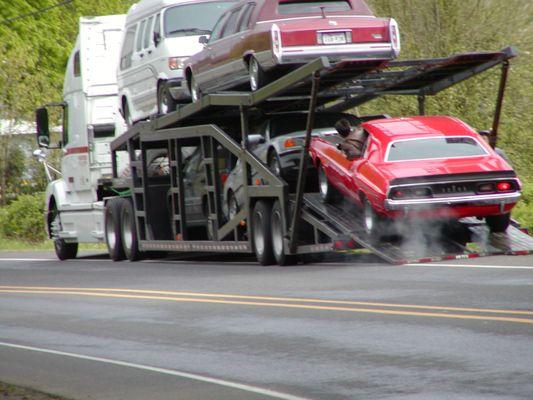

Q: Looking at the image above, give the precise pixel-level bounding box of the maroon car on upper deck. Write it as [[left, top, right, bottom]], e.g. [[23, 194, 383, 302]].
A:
[[184, 0, 400, 101], [310, 116, 522, 239]]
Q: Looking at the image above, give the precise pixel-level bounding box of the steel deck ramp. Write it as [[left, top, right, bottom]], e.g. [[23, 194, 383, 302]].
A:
[[300, 193, 533, 265]]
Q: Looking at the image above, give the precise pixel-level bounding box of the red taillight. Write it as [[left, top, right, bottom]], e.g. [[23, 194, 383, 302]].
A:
[[271, 24, 282, 60], [496, 182, 512, 192], [391, 189, 405, 199]]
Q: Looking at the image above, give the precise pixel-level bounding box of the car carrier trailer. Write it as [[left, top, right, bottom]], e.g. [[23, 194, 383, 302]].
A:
[[99, 46, 533, 265]]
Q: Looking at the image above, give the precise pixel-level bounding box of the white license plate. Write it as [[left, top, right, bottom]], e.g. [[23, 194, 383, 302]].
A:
[[322, 32, 347, 45]]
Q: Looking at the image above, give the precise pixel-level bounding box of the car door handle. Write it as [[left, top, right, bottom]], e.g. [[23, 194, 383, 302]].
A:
[[139, 53, 144, 58], [147, 50, 152, 55]]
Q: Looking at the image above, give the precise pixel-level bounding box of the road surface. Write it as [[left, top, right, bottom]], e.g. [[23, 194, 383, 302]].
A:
[[1, 251, 532, 399]]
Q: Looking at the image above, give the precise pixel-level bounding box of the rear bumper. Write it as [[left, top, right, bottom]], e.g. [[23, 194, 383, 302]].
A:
[[278, 42, 395, 64], [384, 192, 521, 211]]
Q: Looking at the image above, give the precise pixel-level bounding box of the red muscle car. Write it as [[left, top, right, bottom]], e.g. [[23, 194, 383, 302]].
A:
[[309, 116, 521, 238], [184, 0, 400, 101]]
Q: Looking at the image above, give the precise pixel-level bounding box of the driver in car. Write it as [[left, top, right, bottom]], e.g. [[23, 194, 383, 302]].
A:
[[334, 118, 366, 160]]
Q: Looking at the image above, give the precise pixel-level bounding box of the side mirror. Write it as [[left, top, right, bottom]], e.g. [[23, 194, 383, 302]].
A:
[[247, 134, 265, 146], [153, 31, 161, 47], [36, 107, 50, 148], [198, 35, 209, 45]]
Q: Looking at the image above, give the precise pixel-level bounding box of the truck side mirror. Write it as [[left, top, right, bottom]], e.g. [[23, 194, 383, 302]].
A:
[[36, 107, 50, 148], [198, 35, 208, 45]]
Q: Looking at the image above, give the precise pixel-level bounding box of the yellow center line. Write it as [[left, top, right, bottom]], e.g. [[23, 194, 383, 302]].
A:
[[1, 289, 532, 325], [0, 285, 531, 316]]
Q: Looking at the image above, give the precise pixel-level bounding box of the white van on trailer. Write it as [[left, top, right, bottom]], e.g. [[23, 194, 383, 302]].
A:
[[35, 15, 126, 260], [117, 0, 236, 125]]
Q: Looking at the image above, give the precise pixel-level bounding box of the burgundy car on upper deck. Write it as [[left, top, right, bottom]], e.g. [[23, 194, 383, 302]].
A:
[[310, 116, 521, 239], [184, 0, 400, 101]]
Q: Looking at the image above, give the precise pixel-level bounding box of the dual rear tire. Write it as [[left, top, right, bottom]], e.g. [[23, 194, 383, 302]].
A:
[[105, 197, 141, 261]]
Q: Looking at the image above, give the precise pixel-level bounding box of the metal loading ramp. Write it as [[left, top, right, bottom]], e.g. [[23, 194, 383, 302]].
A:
[[300, 194, 533, 264]]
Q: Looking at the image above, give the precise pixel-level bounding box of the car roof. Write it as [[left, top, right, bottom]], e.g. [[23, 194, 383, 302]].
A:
[[362, 116, 478, 145], [258, 0, 374, 20], [127, 0, 227, 22]]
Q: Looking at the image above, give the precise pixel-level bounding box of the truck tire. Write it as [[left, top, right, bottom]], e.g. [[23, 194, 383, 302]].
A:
[[271, 200, 297, 266], [120, 198, 141, 261], [486, 213, 511, 233], [105, 198, 125, 261], [50, 206, 78, 260], [252, 200, 275, 266]]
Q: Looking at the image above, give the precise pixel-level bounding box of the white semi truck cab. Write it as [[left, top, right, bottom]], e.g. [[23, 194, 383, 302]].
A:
[[35, 15, 126, 259]]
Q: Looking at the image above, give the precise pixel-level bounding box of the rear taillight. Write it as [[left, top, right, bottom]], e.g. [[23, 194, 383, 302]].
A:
[[496, 181, 512, 192], [390, 187, 431, 199], [271, 24, 282, 61], [389, 19, 400, 57], [477, 181, 516, 193]]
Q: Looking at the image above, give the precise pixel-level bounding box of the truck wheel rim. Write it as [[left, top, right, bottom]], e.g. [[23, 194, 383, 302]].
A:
[[253, 211, 264, 255], [272, 208, 283, 257], [123, 208, 133, 251], [250, 59, 259, 91]]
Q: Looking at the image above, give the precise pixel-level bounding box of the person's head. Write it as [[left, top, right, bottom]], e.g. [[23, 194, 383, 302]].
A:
[[335, 118, 352, 138]]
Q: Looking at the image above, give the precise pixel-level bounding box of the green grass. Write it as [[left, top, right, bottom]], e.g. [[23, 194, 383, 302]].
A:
[[0, 236, 107, 252]]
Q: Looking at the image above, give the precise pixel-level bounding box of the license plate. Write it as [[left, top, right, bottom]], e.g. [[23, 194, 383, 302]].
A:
[[322, 32, 347, 45]]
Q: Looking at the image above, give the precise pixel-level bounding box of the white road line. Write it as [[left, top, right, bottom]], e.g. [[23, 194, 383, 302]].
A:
[[0, 341, 310, 400], [406, 263, 533, 270]]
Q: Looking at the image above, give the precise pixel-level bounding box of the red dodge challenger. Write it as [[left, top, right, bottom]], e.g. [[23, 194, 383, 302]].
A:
[[310, 116, 521, 238], [185, 0, 400, 101]]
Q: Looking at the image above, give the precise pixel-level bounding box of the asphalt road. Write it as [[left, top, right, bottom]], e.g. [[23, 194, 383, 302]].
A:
[[0, 251, 532, 400]]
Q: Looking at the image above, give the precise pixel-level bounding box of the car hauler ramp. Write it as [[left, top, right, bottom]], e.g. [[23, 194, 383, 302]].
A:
[[110, 46, 531, 265]]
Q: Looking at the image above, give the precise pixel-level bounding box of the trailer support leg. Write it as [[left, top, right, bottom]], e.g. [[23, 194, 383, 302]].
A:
[[418, 95, 426, 116], [490, 61, 510, 149], [288, 72, 321, 254]]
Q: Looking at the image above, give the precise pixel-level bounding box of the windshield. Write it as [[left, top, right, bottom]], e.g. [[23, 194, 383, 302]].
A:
[[386, 137, 487, 162], [164, 1, 236, 37], [270, 114, 358, 138]]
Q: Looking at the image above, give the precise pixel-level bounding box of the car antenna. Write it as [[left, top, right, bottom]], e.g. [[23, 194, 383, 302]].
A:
[[320, 6, 326, 18]]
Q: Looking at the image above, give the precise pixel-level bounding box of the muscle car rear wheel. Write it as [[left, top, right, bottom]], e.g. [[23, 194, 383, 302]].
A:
[[363, 198, 383, 241], [486, 213, 511, 233], [252, 200, 275, 266], [271, 200, 297, 266], [249, 57, 266, 91], [319, 166, 340, 203]]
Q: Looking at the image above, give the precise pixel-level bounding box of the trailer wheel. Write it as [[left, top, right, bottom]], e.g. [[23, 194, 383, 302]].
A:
[[252, 200, 275, 266], [105, 198, 125, 261], [157, 82, 177, 114], [121, 197, 141, 261], [318, 165, 340, 203], [486, 213, 511, 233], [51, 207, 78, 261], [271, 200, 297, 266], [249, 57, 266, 91]]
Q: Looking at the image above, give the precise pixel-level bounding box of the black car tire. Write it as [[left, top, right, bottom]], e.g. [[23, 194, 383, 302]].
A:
[[362, 197, 388, 242], [271, 200, 297, 266], [251, 200, 275, 266], [105, 198, 126, 261], [268, 150, 283, 179], [157, 82, 177, 115], [249, 57, 267, 91], [120, 197, 141, 261], [123, 101, 133, 127], [190, 74, 202, 102], [486, 213, 511, 233], [318, 165, 341, 203], [51, 206, 78, 260]]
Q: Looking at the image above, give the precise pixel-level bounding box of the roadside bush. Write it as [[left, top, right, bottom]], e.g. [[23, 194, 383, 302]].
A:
[[0, 193, 46, 242]]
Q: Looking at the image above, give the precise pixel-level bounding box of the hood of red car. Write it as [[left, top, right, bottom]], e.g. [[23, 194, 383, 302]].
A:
[[375, 155, 513, 182]]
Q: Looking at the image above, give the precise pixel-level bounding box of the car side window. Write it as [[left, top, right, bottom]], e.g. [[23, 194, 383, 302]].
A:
[[209, 12, 229, 43], [153, 13, 161, 44], [143, 16, 154, 49], [136, 20, 146, 52], [221, 8, 241, 38], [120, 25, 137, 70], [238, 3, 255, 32]]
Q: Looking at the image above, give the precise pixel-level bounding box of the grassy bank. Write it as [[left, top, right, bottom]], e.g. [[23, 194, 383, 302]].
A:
[[0, 237, 107, 252], [0, 382, 70, 400]]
